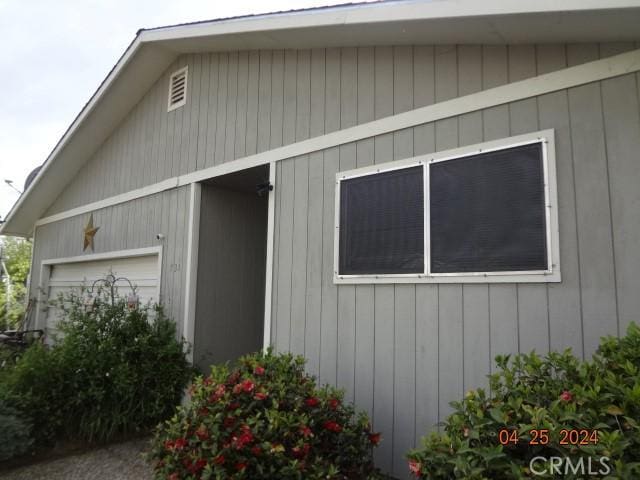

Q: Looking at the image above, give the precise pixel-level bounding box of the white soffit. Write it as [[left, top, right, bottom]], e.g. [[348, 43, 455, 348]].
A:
[[3, 0, 640, 236]]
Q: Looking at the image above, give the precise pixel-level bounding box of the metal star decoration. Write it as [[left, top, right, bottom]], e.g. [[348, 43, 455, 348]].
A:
[[83, 214, 100, 251]]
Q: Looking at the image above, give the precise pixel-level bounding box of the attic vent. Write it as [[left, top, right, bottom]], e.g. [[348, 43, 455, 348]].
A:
[[167, 66, 188, 112]]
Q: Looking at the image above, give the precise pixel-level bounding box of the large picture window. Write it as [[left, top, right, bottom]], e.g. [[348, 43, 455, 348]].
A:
[[334, 130, 560, 284]]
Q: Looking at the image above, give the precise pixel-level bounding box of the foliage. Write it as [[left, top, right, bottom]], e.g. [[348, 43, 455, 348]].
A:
[[407, 323, 640, 479], [0, 398, 33, 462], [150, 349, 382, 479], [0, 341, 66, 445], [0, 236, 32, 330], [1, 290, 194, 447]]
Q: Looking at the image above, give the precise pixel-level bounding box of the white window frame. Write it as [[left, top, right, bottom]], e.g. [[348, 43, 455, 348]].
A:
[[167, 66, 188, 112], [333, 129, 560, 284]]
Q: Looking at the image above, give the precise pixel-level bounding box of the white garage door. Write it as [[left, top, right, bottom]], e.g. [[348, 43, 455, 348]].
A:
[[44, 253, 160, 333]]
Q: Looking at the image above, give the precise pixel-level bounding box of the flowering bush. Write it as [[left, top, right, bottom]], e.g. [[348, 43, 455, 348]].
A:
[[150, 349, 382, 479], [407, 322, 640, 479]]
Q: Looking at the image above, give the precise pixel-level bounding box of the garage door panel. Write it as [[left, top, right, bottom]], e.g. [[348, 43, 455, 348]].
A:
[[44, 254, 160, 336]]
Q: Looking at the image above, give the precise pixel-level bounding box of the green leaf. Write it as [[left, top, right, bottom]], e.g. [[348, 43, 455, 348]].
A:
[[606, 405, 624, 416], [489, 408, 506, 424]]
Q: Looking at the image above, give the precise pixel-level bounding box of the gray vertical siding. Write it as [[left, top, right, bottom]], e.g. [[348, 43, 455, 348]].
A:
[[43, 44, 630, 217], [193, 185, 267, 370], [269, 53, 640, 478], [30, 187, 190, 332]]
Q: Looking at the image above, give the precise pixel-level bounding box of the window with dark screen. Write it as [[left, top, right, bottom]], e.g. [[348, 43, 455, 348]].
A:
[[338, 166, 424, 275], [334, 134, 557, 282], [429, 143, 548, 273]]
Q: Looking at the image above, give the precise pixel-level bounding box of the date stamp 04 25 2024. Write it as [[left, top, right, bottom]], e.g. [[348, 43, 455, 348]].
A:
[[498, 428, 600, 446]]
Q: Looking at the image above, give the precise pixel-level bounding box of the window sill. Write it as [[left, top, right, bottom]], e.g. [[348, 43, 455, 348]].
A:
[[333, 271, 561, 284]]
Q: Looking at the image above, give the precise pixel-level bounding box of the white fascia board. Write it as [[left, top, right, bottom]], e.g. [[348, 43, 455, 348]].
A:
[[140, 0, 640, 42]]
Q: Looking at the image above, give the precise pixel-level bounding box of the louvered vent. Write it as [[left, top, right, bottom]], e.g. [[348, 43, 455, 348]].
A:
[[167, 66, 188, 112]]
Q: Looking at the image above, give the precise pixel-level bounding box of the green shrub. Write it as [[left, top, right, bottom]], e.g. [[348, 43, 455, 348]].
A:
[[1, 342, 67, 444], [149, 349, 382, 479], [1, 291, 194, 445], [0, 399, 33, 461], [407, 323, 640, 479]]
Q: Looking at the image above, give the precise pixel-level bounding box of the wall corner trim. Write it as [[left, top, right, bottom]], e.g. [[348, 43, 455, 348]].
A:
[[183, 182, 202, 362]]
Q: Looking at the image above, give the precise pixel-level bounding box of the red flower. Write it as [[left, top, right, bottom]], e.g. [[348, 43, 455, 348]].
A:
[[203, 376, 213, 386], [196, 425, 209, 441], [186, 458, 207, 474], [241, 379, 255, 393], [368, 432, 382, 445], [228, 402, 240, 410], [323, 421, 342, 433], [233, 383, 243, 394], [254, 365, 265, 376], [305, 397, 319, 407], [409, 460, 422, 476], [213, 454, 225, 465], [168, 473, 179, 480], [560, 390, 573, 402], [328, 398, 340, 410], [251, 445, 262, 456], [209, 384, 226, 402], [163, 440, 174, 450], [227, 371, 241, 384], [254, 392, 268, 400], [292, 444, 311, 458], [236, 462, 248, 472], [232, 427, 254, 449], [300, 425, 313, 437], [173, 438, 187, 450]]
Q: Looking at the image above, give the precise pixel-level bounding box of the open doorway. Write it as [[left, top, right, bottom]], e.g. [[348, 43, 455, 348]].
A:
[[193, 164, 270, 370]]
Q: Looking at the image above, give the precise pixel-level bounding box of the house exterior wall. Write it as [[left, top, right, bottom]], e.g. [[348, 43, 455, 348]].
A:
[[43, 43, 635, 217], [27, 41, 640, 479], [30, 186, 190, 332], [269, 47, 640, 477]]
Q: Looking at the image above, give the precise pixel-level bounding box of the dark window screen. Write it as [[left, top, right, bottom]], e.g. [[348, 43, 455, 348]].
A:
[[339, 166, 424, 275], [429, 143, 548, 273]]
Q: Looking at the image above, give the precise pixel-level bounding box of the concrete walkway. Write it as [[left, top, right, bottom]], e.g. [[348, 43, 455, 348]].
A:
[[0, 438, 152, 480]]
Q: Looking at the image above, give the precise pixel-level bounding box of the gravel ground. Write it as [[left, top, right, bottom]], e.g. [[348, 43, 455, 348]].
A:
[[0, 438, 153, 480]]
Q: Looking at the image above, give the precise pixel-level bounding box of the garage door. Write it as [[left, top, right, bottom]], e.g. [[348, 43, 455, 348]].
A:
[[44, 253, 160, 333]]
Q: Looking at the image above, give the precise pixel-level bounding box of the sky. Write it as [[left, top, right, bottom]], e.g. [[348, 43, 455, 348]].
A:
[[0, 0, 374, 224]]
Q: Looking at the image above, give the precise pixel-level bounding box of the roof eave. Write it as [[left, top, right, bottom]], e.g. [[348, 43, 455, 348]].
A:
[[3, 0, 640, 237]]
